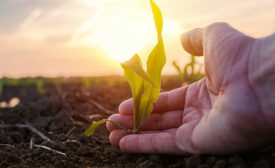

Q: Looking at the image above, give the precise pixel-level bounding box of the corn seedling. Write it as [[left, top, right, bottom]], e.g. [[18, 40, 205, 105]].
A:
[[84, 0, 166, 136], [0, 78, 46, 96], [70, 116, 83, 126], [172, 55, 205, 84]]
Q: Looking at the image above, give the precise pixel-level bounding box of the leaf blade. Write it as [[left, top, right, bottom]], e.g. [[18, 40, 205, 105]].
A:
[[139, 1, 166, 126], [83, 119, 108, 136], [120, 0, 166, 133], [121, 54, 154, 131], [84, 119, 130, 136], [121, 54, 157, 88], [150, 0, 163, 39]]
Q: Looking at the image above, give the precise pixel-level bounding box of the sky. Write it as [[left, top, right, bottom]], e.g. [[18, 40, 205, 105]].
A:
[[0, 0, 275, 77]]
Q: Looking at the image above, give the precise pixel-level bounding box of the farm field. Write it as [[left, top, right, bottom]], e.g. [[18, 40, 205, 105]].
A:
[[0, 76, 274, 168]]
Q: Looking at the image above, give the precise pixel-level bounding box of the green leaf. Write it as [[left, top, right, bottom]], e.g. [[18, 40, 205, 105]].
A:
[[70, 116, 83, 126], [84, 119, 108, 136], [36, 79, 45, 95], [139, 40, 166, 125], [84, 119, 130, 136], [121, 54, 161, 131], [85, 0, 166, 135], [172, 61, 182, 75], [121, 54, 157, 88], [121, 54, 146, 132], [137, 1, 166, 126], [121, 0, 166, 132], [150, 0, 163, 39]]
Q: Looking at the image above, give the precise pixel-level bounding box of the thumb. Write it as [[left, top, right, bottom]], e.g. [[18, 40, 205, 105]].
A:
[[180, 28, 203, 56], [180, 22, 245, 57]]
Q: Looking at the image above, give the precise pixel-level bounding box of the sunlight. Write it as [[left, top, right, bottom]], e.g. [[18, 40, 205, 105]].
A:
[[78, 18, 155, 62], [71, 1, 180, 63]]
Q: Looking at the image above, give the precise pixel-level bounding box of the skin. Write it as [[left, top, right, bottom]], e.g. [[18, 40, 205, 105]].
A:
[[106, 22, 275, 154]]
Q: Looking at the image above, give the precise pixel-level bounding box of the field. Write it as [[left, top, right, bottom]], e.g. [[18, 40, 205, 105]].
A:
[[0, 76, 274, 168]]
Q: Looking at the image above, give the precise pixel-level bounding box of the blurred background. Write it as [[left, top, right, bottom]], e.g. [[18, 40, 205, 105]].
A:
[[0, 0, 275, 77]]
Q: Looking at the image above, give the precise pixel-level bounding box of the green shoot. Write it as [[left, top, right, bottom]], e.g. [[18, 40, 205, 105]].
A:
[[172, 55, 205, 84], [36, 79, 45, 95], [70, 116, 83, 126], [84, 119, 131, 136], [172, 61, 182, 82], [84, 0, 166, 135], [0, 78, 46, 96]]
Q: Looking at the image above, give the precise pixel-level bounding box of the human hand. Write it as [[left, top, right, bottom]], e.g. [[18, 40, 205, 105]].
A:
[[107, 22, 275, 154]]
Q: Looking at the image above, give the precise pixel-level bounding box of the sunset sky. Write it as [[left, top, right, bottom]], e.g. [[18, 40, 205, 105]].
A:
[[0, 0, 275, 77]]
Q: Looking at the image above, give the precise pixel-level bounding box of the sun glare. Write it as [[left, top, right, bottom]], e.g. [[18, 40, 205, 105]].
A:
[[72, 1, 180, 63], [79, 18, 155, 62]]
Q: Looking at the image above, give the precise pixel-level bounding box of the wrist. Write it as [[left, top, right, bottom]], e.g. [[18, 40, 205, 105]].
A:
[[248, 34, 275, 127]]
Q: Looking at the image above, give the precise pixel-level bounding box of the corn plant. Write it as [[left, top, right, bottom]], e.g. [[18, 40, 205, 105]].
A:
[[0, 78, 46, 96], [172, 55, 205, 84], [84, 0, 166, 136]]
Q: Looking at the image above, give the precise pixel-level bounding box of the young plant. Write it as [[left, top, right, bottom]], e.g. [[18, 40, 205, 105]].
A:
[[84, 0, 166, 136], [172, 55, 205, 84]]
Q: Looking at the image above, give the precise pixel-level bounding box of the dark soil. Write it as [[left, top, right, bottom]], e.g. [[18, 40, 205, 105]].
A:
[[0, 77, 274, 168]]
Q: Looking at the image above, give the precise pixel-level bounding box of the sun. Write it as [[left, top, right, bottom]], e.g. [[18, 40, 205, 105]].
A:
[[94, 21, 155, 62], [79, 17, 155, 62], [72, 2, 180, 63]]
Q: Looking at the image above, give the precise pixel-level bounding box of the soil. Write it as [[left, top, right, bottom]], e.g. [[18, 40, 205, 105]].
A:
[[0, 77, 274, 168]]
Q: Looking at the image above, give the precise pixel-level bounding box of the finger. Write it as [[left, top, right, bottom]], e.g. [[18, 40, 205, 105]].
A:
[[118, 86, 188, 116], [180, 28, 203, 56], [106, 110, 182, 132], [109, 129, 128, 146], [109, 128, 175, 147], [181, 22, 244, 57], [119, 129, 183, 154], [109, 129, 164, 147]]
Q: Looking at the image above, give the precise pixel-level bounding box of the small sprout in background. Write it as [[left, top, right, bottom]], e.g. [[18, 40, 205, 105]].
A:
[[70, 116, 83, 126], [82, 77, 93, 90], [0, 77, 47, 96], [172, 60, 182, 82], [172, 55, 205, 85], [36, 79, 46, 95], [53, 78, 63, 92], [84, 0, 166, 135], [4, 78, 20, 86]]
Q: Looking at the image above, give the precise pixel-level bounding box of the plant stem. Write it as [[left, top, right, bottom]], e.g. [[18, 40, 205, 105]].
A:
[[107, 120, 131, 134], [132, 129, 139, 134]]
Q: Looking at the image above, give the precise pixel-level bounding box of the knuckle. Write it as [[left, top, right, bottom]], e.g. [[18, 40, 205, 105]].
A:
[[206, 22, 229, 32]]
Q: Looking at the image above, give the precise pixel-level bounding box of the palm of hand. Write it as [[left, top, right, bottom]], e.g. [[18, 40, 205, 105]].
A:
[[107, 23, 272, 154]]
